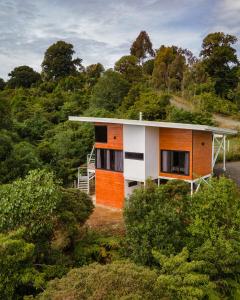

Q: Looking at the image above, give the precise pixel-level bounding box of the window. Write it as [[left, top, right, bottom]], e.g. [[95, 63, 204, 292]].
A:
[[96, 149, 123, 172], [125, 152, 144, 160], [161, 150, 189, 176], [95, 126, 107, 143], [128, 181, 138, 187]]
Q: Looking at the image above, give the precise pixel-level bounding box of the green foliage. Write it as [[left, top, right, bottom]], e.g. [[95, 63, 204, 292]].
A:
[[7, 66, 41, 88], [189, 177, 240, 297], [0, 169, 61, 240], [39, 121, 93, 183], [153, 247, 216, 300], [0, 93, 12, 129], [166, 106, 215, 125], [74, 231, 122, 266], [126, 91, 170, 120], [200, 32, 239, 97], [143, 58, 154, 75], [52, 188, 94, 250], [41, 41, 83, 80], [91, 70, 130, 111], [0, 228, 44, 300], [86, 63, 104, 87], [195, 92, 238, 115], [0, 77, 5, 90], [37, 261, 158, 300], [153, 45, 186, 91], [1, 141, 42, 183], [124, 180, 190, 265], [114, 55, 143, 83]]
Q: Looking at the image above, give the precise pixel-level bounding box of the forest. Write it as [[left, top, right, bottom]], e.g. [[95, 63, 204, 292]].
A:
[[0, 31, 240, 299]]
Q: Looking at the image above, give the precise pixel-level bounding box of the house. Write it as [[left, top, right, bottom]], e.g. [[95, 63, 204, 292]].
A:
[[69, 116, 237, 209]]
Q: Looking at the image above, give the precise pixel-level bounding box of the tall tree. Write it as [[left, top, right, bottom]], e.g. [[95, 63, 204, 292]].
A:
[[7, 66, 41, 88], [42, 41, 83, 80], [200, 32, 239, 97], [0, 78, 5, 90], [152, 46, 186, 91], [130, 31, 155, 63]]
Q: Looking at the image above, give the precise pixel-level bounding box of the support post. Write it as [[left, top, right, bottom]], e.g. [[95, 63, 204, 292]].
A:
[[223, 135, 226, 171], [212, 134, 215, 172], [190, 181, 194, 196], [158, 178, 160, 186]]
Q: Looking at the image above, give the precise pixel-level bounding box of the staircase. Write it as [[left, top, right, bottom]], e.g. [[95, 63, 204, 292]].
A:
[[77, 146, 95, 194]]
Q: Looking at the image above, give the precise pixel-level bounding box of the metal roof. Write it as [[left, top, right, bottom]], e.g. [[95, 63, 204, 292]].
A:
[[68, 116, 238, 135]]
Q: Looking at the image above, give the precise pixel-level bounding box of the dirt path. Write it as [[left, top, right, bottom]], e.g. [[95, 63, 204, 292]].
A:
[[87, 205, 124, 234], [170, 96, 240, 130]]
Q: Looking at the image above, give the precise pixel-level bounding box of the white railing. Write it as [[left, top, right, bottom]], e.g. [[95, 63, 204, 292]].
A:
[[77, 145, 95, 194]]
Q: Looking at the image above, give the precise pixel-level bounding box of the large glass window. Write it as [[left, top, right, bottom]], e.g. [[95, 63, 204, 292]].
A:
[[95, 126, 107, 143], [161, 150, 189, 175], [96, 149, 123, 172]]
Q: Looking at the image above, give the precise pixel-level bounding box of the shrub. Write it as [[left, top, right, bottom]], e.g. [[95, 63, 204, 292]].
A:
[[36, 261, 158, 300], [124, 180, 190, 265]]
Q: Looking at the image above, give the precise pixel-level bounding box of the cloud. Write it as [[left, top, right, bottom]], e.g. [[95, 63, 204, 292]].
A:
[[0, 0, 239, 79]]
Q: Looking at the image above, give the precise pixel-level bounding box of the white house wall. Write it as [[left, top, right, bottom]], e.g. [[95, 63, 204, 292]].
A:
[[123, 125, 145, 181], [145, 126, 159, 179]]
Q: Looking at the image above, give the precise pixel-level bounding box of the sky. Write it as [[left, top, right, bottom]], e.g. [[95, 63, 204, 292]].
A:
[[0, 0, 239, 79]]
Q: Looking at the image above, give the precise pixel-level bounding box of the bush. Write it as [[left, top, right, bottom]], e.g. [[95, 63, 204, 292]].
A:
[[74, 231, 122, 266], [166, 106, 215, 125], [0, 228, 44, 299], [124, 180, 190, 265], [36, 261, 158, 300]]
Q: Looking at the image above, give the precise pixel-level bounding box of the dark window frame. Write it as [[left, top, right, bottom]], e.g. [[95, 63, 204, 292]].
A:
[[125, 152, 144, 161], [95, 125, 108, 143], [160, 150, 190, 176], [95, 148, 123, 173]]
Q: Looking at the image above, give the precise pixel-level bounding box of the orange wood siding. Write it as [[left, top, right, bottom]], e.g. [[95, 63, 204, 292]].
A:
[[95, 169, 124, 209], [192, 131, 212, 179], [159, 128, 193, 180], [95, 123, 123, 150]]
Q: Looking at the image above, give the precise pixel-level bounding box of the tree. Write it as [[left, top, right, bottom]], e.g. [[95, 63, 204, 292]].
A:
[[153, 247, 216, 299], [114, 55, 143, 83], [130, 31, 155, 63], [0, 169, 61, 241], [0, 94, 12, 129], [124, 180, 190, 265], [86, 63, 104, 87], [7, 66, 41, 88], [152, 46, 186, 91], [126, 91, 171, 120], [188, 177, 240, 298], [0, 78, 5, 90], [42, 41, 83, 80], [200, 32, 239, 97], [91, 70, 130, 111]]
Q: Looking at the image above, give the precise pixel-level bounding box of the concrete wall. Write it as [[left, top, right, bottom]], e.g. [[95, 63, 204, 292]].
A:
[[145, 126, 159, 179]]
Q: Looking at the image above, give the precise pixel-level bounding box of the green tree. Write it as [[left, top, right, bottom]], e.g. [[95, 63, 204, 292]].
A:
[[7, 66, 41, 88], [91, 70, 130, 111], [189, 177, 240, 298], [0, 94, 12, 129], [152, 46, 186, 91], [38, 121, 93, 183], [153, 247, 216, 299], [0, 169, 60, 240], [0, 78, 6, 90], [86, 63, 104, 87], [42, 41, 83, 80], [124, 180, 190, 265], [114, 55, 143, 83], [130, 31, 155, 63], [126, 91, 170, 120], [200, 32, 239, 97]]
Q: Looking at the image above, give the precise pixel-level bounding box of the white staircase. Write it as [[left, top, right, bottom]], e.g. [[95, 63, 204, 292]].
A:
[[77, 146, 95, 194]]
